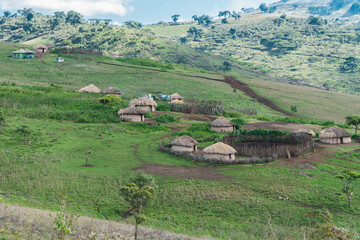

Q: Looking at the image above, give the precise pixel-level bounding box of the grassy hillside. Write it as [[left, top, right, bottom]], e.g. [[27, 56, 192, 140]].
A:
[[145, 13, 360, 95]]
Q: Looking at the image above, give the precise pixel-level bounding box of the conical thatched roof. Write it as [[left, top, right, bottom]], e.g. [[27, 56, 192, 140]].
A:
[[129, 97, 157, 107], [203, 142, 237, 155], [291, 129, 316, 137], [171, 135, 198, 147], [78, 84, 102, 93], [118, 107, 145, 115], [171, 93, 184, 100], [319, 126, 351, 139], [171, 99, 184, 104], [210, 118, 235, 127], [102, 87, 121, 95]]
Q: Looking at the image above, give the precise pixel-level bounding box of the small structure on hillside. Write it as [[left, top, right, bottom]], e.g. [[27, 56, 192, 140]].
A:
[[129, 97, 157, 112], [11, 49, 36, 59], [170, 93, 184, 103], [33, 44, 48, 54], [102, 87, 122, 96], [291, 129, 316, 137], [319, 126, 351, 144], [171, 135, 199, 153], [210, 118, 236, 133], [78, 84, 102, 93], [203, 142, 237, 162], [56, 57, 64, 63], [118, 107, 145, 122]]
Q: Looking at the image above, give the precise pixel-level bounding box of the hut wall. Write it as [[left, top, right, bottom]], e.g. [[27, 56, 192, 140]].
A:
[[204, 153, 235, 161], [171, 145, 195, 153], [320, 137, 352, 144], [211, 126, 234, 133], [120, 115, 144, 122]]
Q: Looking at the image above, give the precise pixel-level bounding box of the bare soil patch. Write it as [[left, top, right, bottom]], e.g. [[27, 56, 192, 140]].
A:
[[133, 164, 230, 181]]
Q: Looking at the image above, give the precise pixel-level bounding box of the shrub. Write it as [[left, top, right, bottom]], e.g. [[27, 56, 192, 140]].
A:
[[156, 102, 171, 111], [223, 111, 243, 118], [231, 118, 248, 130], [144, 112, 154, 119], [155, 114, 177, 123]]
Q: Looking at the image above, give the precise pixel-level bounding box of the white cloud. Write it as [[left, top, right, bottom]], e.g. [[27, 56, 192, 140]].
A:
[[228, 0, 275, 10], [0, 0, 134, 16]]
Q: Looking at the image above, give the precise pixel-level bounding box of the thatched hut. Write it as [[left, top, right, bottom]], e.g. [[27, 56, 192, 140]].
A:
[[78, 84, 102, 93], [319, 126, 351, 144], [203, 142, 237, 161], [129, 97, 157, 112], [291, 129, 316, 137], [210, 118, 236, 133], [171, 135, 199, 153], [170, 93, 184, 103], [102, 87, 121, 95], [118, 107, 145, 122], [33, 44, 48, 54]]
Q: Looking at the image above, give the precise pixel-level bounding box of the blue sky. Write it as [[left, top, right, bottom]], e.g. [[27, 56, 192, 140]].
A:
[[0, 0, 275, 25]]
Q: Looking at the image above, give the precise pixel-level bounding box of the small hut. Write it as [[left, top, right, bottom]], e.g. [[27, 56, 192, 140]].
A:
[[102, 87, 122, 96], [171, 135, 199, 153], [118, 107, 145, 122], [210, 118, 236, 133], [11, 49, 36, 59], [319, 126, 351, 144], [203, 142, 237, 161], [291, 129, 316, 137], [129, 97, 157, 112], [170, 93, 184, 103], [78, 84, 102, 93], [33, 44, 48, 54]]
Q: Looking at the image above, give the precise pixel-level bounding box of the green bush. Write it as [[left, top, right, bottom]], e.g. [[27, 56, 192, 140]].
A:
[[145, 112, 154, 119], [156, 102, 171, 111], [176, 123, 222, 142], [128, 122, 170, 133], [155, 114, 177, 123], [231, 118, 248, 130], [223, 111, 243, 118]]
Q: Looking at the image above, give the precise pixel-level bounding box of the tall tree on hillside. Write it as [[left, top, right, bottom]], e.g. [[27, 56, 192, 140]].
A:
[[232, 11, 241, 20], [0, 111, 5, 135], [124, 21, 142, 28], [17, 8, 33, 16], [48, 18, 60, 30], [26, 12, 34, 21], [3, 11, 11, 18], [187, 26, 203, 40], [221, 18, 228, 24], [171, 14, 180, 23], [192, 15, 198, 22], [65, 10, 83, 25], [345, 116, 360, 135], [54, 11, 66, 19], [336, 169, 360, 207], [259, 3, 269, 12]]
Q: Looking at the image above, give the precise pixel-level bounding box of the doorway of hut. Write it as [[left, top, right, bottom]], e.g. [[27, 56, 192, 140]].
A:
[[340, 138, 344, 144]]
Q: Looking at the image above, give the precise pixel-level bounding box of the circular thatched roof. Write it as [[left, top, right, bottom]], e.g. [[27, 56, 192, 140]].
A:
[[171, 135, 198, 147], [171, 93, 184, 100], [319, 126, 351, 139], [102, 87, 121, 95], [33, 44, 48, 50], [78, 84, 102, 93], [203, 142, 237, 155], [129, 97, 157, 107], [210, 118, 235, 127], [291, 129, 316, 137], [118, 107, 145, 115]]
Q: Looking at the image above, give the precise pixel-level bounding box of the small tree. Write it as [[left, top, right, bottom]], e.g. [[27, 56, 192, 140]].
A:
[[26, 12, 34, 21], [84, 151, 91, 167], [54, 193, 78, 240], [0, 111, 5, 135], [221, 18, 228, 24], [120, 172, 156, 240], [223, 61, 232, 72], [336, 169, 360, 207], [3, 11, 11, 18], [98, 94, 121, 107], [15, 125, 32, 145], [345, 116, 360, 135], [171, 14, 180, 23], [259, 3, 269, 12], [341, 57, 359, 73], [291, 105, 298, 113]]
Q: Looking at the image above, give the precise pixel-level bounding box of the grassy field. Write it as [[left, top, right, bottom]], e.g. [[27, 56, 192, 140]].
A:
[[0, 41, 360, 239]]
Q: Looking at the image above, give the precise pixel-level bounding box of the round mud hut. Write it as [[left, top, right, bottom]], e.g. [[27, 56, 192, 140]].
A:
[[171, 135, 199, 153], [203, 142, 237, 162], [210, 118, 236, 133], [319, 126, 351, 144], [33, 44, 48, 54], [291, 129, 316, 137], [78, 84, 102, 93], [118, 107, 146, 122], [129, 97, 157, 112], [102, 87, 122, 95], [170, 93, 184, 103]]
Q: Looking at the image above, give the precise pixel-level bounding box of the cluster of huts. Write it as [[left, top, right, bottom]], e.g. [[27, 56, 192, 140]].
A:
[[78, 84, 122, 95]]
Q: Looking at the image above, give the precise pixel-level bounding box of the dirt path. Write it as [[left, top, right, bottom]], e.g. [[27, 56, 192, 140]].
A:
[[97, 62, 294, 117]]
